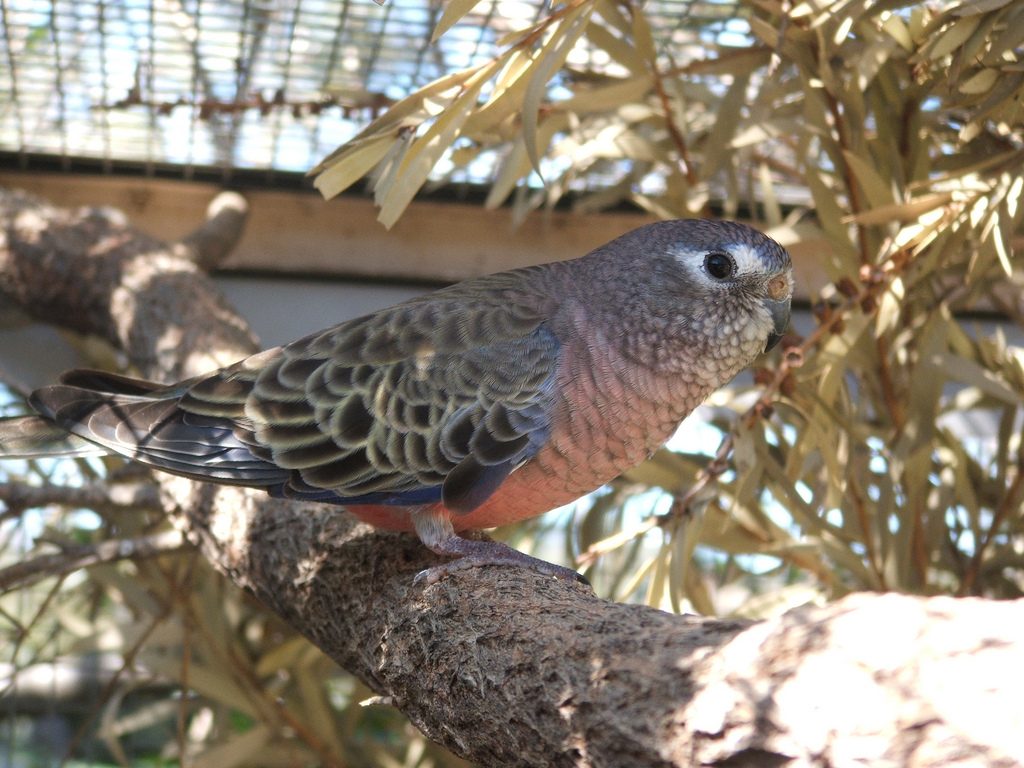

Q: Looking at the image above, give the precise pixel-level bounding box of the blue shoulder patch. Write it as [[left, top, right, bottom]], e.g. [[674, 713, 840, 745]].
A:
[[269, 483, 444, 507]]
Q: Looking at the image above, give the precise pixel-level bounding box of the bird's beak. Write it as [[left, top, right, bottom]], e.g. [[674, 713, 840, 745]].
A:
[[764, 297, 791, 352]]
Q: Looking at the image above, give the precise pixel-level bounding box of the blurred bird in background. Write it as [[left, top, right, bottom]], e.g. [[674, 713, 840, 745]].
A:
[[0, 219, 792, 582]]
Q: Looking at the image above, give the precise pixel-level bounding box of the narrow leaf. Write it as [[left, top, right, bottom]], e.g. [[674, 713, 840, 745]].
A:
[[933, 351, 1020, 404], [584, 20, 646, 74], [378, 60, 500, 227], [432, 0, 485, 43], [842, 149, 896, 209], [927, 16, 981, 60], [310, 68, 476, 175], [522, 4, 594, 177], [843, 192, 954, 225], [959, 68, 999, 95], [702, 72, 751, 177], [192, 725, 271, 768], [558, 74, 653, 115], [313, 133, 396, 199]]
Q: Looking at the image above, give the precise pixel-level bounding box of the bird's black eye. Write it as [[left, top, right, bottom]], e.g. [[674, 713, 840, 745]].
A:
[[704, 252, 735, 280]]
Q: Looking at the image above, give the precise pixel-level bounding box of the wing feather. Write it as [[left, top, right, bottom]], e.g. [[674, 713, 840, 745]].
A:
[[29, 270, 560, 513]]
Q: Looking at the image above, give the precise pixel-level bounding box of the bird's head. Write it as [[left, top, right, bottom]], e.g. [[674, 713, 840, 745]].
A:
[[584, 219, 793, 376]]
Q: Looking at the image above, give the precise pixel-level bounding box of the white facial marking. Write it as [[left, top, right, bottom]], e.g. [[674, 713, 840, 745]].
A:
[[667, 246, 713, 280], [729, 243, 764, 278]]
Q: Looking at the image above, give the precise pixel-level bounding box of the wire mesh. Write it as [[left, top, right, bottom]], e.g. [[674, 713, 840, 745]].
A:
[[0, 0, 745, 182]]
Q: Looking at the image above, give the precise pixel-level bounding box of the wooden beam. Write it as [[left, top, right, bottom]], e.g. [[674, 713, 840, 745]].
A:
[[0, 172, 828, 297]]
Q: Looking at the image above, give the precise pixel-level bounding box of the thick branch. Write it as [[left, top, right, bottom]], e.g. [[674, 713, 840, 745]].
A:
[[1, 185, 1022, 767], [0, 187, 257, 380], [172, 190, 249, 270]]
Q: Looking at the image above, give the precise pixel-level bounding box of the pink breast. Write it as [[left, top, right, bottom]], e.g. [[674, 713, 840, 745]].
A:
[[343, 453, 595, 533]]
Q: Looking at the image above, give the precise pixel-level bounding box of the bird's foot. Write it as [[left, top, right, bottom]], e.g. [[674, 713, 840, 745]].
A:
[[411, 509, 588, 586]]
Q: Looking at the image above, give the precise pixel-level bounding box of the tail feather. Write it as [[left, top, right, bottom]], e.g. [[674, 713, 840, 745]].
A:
[[5, 378, 290, 486], [57, 369, 184, 396], [0, 415, 106, 458]]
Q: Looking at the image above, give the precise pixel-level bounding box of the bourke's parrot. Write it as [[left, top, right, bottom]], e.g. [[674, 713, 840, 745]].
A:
[[0, 220, 792, 582]]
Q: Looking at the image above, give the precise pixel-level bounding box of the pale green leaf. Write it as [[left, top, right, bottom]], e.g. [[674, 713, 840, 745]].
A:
[[933, 351, 1020, 404], [254, 634, 310, 677], [378, 59, 501, 227], [484, 112, 569, 208], [558, 74, 653, 115], [618, 553, 657, 601], [310, 67, 477, 175], [684, 47, 772, 77], [843, 192, 954, 225], [842, 149, 896, 209], [681, 553, 715, 615], [805, 168, 858, 271], [464, 48, 538, 136], [953, 0, 1013, 16], [584, 20, 646, 74], [959, 68, 999, 95], [192, 725, 272, 768], [313, 133, 396, 199], [522, 4, 594, 176], [927, 15, 981, 60], [622, 450, 703, 492], [758, 161, 782, 227], [992, 212, 1012, 277], [370, 129, 414, 208], [702, 72, 751, 177], [881, 12, 914, 51], [645, 539, 669, 608], [592, 0, 631, 38], [984, 7, 1024, 65], [432, 0, 486, 43], [295, 663, 346, 755], [630, 1, 656, 64], [485, 140, 530, 210], [875, 278, 902, 337]]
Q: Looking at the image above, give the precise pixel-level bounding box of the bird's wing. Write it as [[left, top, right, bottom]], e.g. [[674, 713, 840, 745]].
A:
[[25, 274, 560, 513], [175, 280, 561, 513]]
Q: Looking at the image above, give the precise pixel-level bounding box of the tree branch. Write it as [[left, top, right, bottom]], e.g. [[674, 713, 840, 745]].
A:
[[0, 530, 187, 592], [172, 190, 249, 270], [0, 478, 163, 514], [1, 185, 1022, 767]]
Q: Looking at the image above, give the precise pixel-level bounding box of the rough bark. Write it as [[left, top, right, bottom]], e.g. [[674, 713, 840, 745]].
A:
[[1, 185, 1022, 768]]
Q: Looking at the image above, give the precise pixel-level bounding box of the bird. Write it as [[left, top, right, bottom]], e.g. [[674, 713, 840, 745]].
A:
[[0, 219, 792, 583]]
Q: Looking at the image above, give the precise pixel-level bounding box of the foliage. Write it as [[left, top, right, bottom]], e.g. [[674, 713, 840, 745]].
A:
[[2, 0, 1024, 765]]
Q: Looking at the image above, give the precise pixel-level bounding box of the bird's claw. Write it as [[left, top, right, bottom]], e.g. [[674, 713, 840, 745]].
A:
[[411, 511, 591, 587]]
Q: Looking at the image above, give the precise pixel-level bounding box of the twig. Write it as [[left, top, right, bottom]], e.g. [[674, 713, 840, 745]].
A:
[[643, 41, 698, 190], [0, 480, 163, 515], [848, 474, 886, 590], [0, 530, 187, 592], [62, 612, 171, 765], [666, 434, 736, 519], [621, 0, 703, 201], [961, 440, 1024, 596], [178, 574, 347, 768]]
